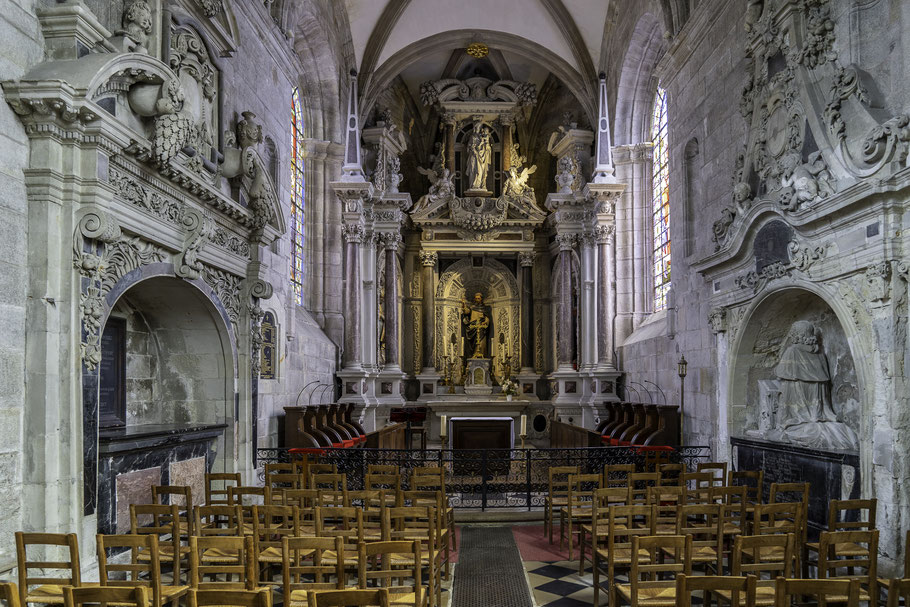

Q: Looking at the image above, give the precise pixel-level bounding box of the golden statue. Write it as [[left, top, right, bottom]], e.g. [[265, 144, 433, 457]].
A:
[[461, 292, 491, 358]]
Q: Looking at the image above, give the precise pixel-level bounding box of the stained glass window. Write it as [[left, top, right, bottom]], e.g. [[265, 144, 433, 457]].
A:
[[651, 86, 671, 311], [291, 87, 305, 305]]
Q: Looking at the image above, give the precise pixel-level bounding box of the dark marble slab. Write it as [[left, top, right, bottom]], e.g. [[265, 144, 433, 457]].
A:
[[732, 436, 859, 538]]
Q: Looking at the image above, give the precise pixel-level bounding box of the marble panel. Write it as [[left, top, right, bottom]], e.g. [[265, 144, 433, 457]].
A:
[[169, 457, 205, 507], [115, 466, 160, 533]]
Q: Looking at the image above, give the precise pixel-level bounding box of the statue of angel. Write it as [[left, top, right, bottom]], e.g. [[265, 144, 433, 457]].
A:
[[503, 164, 537, 198]]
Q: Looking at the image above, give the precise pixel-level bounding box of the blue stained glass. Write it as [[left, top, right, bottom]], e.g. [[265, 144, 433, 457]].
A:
[[291, 87, 305, 305], [651, 86, 671, 312]]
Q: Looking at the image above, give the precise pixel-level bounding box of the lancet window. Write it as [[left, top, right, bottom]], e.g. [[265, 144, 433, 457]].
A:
[[651, 85, 671, 311], [291, 87, 305, 305]]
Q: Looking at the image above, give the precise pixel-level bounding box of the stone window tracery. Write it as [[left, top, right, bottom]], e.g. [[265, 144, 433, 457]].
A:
[[651, 85, 671, 311], [291, 87, 305, 305]]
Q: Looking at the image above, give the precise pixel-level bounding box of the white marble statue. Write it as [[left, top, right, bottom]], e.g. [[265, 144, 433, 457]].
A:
[[768, 320, 857, 450], [465, 123, 492, 193]]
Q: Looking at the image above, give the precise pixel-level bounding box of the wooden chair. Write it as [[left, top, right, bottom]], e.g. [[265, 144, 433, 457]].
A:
[[629, 473, 659, 505], [282, 536, 345, 607], [673, 503, 723, 574], [614, 534, 693, 607], [805, 499, 877, 567], [97, 533, 189, 607], [396, 490, 451, 571], [559, 473, 601, 561], [189, 535, 257, 590], [603, 463, 636, 488], [697, 462, 729, 485], [0, 583, 20, 607], [676, 574, 757, 607], [657, 464, 683, 487], [772, 577, 859, 607], [368, 464, 401, 475], [307, 589, 390, 607], [365, 473, 402, 505], [358, 540, 427, 607], [206, 473, 242, 505], [228, 486, 269, 533], [593, 504, 656, 607], [681, 471, 715, 504], [817, 529, 879, 604], [187, 589, 270, 607], [409, 467, 456, 552], [15, 532, 91, 607], [315, 506, 365, 575], [266, 473, 305, 499], [311, 473, 347, 494], [384, 506, 443, 607], [194, 504, 243, 537], [729, 470, 764, 504], [646, 486, 684, 536], [306, 464, 338, 486], [251, 504, 301, 584], [152, 485, 193, 522], [578, 486, 631, 574], [886, 578, 910, 607], [545, 466, 579, 544], [711, 485, 748, 540], [721, 533, 795, 607], [129, 504, 186, 580], [63, 587, 149, 607], [264, 462, 295, 476]]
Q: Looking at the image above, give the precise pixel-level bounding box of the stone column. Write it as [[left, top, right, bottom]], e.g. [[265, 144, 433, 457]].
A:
[[596, 225, 616, 368], [555, 234, 575, 370], [383, 234, 402, 368], [579, 233, 597, 369], [519, 252, 536, 371], [362, 232, 378, 371], [342, 224, 364, 369], [419, 251, 438, 372], [632, 143, 654, 327], [443, 114, 456, 175]]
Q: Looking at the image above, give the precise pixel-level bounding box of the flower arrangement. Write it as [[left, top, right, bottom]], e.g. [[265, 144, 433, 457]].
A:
[[501, 379, 519, 397]]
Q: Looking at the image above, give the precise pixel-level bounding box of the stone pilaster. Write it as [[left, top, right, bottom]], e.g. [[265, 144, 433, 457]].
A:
[[555, 234, 576, 370], [382, 233, 402, 368], [518, 252, 536, 371], [419, 251, 438, 372], [341, 223, 364, 369], [596, 225, 616, 369]]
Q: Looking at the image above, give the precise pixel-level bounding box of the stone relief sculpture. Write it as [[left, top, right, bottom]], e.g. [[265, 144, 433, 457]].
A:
[[765, 320, 858, 450], [464, 122, 492, 194], [112, 0, 153, 54]]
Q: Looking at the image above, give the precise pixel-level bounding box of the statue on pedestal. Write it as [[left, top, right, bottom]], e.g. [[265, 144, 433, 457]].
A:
[[465, 123, 492, 194], [461, 292, 491, 358], [767, 320, 857, 450]]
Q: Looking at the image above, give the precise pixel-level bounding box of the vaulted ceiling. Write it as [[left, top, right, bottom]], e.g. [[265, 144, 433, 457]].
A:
[[345, 0, 614, 120]]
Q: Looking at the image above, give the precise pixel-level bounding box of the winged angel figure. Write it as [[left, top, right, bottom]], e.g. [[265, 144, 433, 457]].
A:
[[413, 149, 455, 211], [503, 164, 537, 198]]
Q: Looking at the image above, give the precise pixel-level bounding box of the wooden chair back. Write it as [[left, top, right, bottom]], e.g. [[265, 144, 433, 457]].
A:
[[697, 462, 729, 484], [410, 467, 446, 493], [365, 473, 401, 493], [628, 535, 693, 604], [187, 589, 270, 607], [603, 463, 635, 488], [15, 532, 82, 607], [676, 574, 757, 607], [206, 473, 241, 506], [63, 587, 149, 607], [729, 470, 764, 503], [194, 505, 243, 537], [315, 506, 365, 551], [646, 486, 684, 535], [357, 541, 424, 607], [675, 503, 723, 573], [657, 463, 684, 486], [594, 486, 631, 508], [732, 533, 795, 580], [773, 577, 859, 607], [566, 473, 601, 511], [768, 482, 809, 507], [311, 473, 347, 493], [818, 530, 879, 601], [281, 488, 322, 510], [827, 498, 877, 531], [129, 503, 182, 573], [609, 505, 656, 556], [264, 462, 295, 476], [228, 486, 268, 531], [152, 484, 192, 508], [753, 502, 804, 539], [306, 464, 338, 486], [368, 464, 400, 475], [97, 533, 181, 607], [189, 535, 257, 590], [886, 578, 910, 607], [251, 505, 301, 563], [282, 536, 345, 600], [317, 490, 349, 508], [307, 589, 390, 607], [629, 472, 658, 505], [266, 473, 304, 498], [547, 466, 579, 502], [0, 582, 20, 607], [681, 471, 715, 504]]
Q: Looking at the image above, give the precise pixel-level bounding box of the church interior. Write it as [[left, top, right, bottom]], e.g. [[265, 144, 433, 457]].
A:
[[1, 0, 909, 605]]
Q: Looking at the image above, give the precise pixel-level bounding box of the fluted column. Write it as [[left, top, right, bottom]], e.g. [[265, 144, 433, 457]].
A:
[[555, 234, 575, 370], [419, 251, 437, 372], [519, 252, 536, 370], [579, 233, 597, 369], [596, 225, 616, 369], [382, 234, 402, 368], [342, 224, 364, 369]]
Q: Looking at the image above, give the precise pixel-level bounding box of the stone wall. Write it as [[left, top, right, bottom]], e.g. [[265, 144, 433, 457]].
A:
[[0, 0, 42, 571]]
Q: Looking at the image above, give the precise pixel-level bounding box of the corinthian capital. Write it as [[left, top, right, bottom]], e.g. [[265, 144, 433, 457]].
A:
[[518, 252, 538, 267], [555, 233, 576, 251], [342, 223, 364, 243], [594, 224, 615, 244], [380, 232, 403, 251], [419, 251, 438, 267]]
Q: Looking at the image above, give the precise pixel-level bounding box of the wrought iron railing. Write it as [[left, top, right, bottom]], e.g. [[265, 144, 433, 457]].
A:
[[256, 446, 711, 511]]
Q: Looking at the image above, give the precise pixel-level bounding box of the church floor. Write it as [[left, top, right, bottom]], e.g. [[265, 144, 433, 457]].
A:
[[451, 523, 609, 607]]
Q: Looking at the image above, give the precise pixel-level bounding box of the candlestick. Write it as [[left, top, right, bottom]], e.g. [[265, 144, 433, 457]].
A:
[[520, 414, 527, 436]]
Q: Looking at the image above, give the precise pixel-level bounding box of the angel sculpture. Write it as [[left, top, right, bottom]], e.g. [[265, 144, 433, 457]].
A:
[[414, 160, 455, 212], [503, 164, 537, 198]]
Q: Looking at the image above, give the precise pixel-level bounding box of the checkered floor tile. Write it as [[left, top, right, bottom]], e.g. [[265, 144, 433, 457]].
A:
[[524, 560, 610, 606]]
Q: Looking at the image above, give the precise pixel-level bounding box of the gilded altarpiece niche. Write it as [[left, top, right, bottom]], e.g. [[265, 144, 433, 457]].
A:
[[260, 311, 277, 380]]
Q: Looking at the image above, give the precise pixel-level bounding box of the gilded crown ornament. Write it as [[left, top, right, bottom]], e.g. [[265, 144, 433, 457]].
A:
[[466, 42, 489, 58]]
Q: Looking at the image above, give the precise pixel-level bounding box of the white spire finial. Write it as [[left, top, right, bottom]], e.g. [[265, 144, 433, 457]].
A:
[[341, 69, 366, 181], [592, 72, 617, 184]]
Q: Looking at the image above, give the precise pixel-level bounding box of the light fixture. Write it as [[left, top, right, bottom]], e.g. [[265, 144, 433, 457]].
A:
[[678, 355, 688, 379]]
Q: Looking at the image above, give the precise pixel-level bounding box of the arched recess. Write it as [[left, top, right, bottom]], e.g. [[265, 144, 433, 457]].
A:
[[362, 29, 596, 124], [613, 12, 666, 146], [83, 263, 239, 529], [436, 258, 520, 379]]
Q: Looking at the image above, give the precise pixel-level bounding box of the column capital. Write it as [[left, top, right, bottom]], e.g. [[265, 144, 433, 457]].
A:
[[379, 232, 402, 251], [594, 224, 615, 244], [555, 233, 576, 251], [518, 252, 538, 267], [419, 251, 438, 266], [342, 223, 364, 243]]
